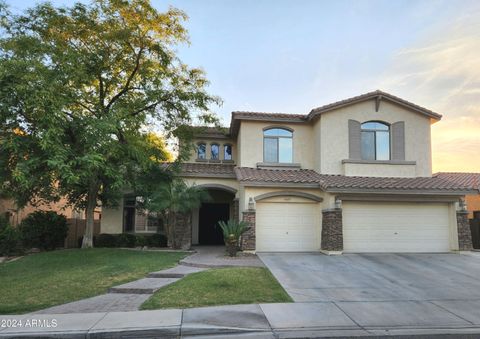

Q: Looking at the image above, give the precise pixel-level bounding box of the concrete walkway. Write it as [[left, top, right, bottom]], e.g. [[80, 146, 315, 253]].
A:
[[35, 246, 261, 314], [2, 301, 480, 338], [35, 264, 206, 314]]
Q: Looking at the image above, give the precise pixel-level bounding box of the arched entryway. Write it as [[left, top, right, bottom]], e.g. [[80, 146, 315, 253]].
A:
[[192, 185, 237, 245]]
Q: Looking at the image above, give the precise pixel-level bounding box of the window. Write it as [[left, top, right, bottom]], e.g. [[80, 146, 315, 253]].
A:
[[211, 144, 219, 160], [224, 144, 232, 160], [197, 143, 206, 159], [361, 121, 390, 160], [263, 128, 293, 163]]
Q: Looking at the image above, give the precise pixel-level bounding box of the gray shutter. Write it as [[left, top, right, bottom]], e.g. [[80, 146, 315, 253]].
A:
[[391, 121, 405, 161], [348, 119, 361, 160]]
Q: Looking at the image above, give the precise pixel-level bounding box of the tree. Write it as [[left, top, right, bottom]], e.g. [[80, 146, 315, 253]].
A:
[[137, 178, 209, 248], [0, 0, 219, 247]]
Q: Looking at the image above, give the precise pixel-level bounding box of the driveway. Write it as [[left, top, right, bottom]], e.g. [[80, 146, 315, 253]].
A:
[[259, 252, 480, 302]]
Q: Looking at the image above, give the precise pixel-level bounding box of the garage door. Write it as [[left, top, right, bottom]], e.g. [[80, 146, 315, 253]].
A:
[[256, 202, 320, 252], [343, 202, 451, 253]]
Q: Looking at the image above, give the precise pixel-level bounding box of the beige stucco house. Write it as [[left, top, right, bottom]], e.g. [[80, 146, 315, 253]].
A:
[[101, 90, 476, 253]]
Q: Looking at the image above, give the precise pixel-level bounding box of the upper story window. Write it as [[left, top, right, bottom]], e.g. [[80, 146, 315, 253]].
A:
[[361, 121, 390, 160], [224, 144, 232, 160], [211, 144, 219, 160], [197, 143, 206, 159], [263, 128, 293, 163]]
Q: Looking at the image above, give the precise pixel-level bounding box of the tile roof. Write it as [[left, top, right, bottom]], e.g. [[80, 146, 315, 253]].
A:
[[180, 163, 236, 178], [230, 111, 307, 136], [229, 90, 442, 135], [433, 172, 480, 191], [235, 167, 322, 184], [231, 111, 307, 121], [308, 90, 442, 120], [234, 167, 473, 194], [190, 126, 230, 138], [317, 174, 473, 192]]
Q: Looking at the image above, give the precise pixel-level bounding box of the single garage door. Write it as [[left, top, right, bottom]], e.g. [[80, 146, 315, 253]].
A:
[[256, 202, 320, 252], [343, 202, 451, 253]]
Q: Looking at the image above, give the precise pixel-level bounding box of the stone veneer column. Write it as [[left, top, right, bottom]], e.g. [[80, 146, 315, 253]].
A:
[[321, 208, 343, 253], [233, 198, 239, 222], [457, 210, 473, 251], [241, 210, 256, 251], [173, 212, 192, 250]]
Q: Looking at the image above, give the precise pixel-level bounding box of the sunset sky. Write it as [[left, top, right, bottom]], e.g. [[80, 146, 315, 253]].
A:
[[10, 0, 480, 173]]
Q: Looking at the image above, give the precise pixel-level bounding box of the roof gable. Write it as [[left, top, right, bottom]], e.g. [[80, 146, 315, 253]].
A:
[[307, 90, 442, 121], [229, 90, 442, 135]]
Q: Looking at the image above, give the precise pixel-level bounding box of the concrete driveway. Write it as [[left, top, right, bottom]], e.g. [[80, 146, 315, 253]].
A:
[[259, 252, 480, 302]]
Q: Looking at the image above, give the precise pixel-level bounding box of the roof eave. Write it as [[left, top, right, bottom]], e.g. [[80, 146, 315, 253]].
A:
[[308, 91, 442, 121], [325, 188, 474, 195], [239, 181, 320, 188]]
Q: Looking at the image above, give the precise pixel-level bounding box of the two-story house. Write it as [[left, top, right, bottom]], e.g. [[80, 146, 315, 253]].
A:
[[101, 90, 475, 253]]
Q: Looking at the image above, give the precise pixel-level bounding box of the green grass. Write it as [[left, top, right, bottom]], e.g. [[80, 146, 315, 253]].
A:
[[0, 248, 187, 314], [141, 267, 292, 310]]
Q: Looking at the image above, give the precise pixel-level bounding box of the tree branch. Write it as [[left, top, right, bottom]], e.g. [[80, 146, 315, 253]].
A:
[[129, 101, 160, 118], [98, 73, 105, 110], [105, 46, 144, 111]]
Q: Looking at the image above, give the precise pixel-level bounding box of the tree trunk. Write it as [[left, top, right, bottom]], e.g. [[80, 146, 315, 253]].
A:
[[170, 212, 177, 249], [82, 185, 98, 248]]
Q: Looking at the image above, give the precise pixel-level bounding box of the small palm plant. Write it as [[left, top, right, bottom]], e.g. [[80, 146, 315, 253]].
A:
[[217, 220, 249, 257]]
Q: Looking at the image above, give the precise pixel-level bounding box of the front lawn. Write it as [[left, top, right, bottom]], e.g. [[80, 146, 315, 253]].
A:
[[0, 248, 187, 314], [141, 267, 292, 310]]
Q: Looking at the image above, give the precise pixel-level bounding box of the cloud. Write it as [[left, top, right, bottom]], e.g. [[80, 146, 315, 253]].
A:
[[378, 8, 480, 172]]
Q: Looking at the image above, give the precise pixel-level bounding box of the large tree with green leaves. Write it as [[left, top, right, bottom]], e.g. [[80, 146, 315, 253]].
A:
[[0, 0, 218, 247]]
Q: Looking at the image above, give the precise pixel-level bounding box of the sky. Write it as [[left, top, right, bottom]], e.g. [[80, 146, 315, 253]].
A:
[[7, 0, 480, 173]]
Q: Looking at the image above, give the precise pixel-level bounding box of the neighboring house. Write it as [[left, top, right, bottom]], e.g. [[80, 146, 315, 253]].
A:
[[433, 173, 480, 219], [0, 198, 101, 226], [101, 90, 475, 253]]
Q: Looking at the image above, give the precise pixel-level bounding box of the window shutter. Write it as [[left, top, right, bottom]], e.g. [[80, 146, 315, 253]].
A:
[[391, 121, 405, 161], [348, 119, 361, 159]]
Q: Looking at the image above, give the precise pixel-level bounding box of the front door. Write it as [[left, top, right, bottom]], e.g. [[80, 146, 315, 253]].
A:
[[199, 203, 230, 245], [123, 207, 135, 233]]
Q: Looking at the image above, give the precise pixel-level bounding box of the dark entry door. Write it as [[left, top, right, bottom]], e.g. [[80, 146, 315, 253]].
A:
[[199, 203, 229, 245], [123, 207, 135, 233]]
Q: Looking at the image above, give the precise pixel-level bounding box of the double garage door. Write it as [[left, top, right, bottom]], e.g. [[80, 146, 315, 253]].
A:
[[343, 202, 451, 253], [256, 200, 451, 253]]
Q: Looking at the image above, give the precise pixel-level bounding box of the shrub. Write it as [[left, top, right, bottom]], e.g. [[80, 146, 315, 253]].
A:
[[93, 234, 117, 248], [89, 233, 168, 248], [116, 233, 136, 248], [145, 233, 167, 247], [135, 235, 147, 247], [0, 225, 23, 256], [19, 211, 68, 251], [0, 215, 9, 233], [217, 219, 249, 242]]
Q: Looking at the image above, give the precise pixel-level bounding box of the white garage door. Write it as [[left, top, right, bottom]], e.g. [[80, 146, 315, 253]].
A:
[[343, 202, 451, 253], [256, 202, 320, 252]]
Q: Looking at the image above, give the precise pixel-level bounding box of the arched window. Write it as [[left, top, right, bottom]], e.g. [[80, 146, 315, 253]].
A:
[[263, 128, 293, 163], [197, 143, 206, 159], [211, 144, 219, 160], [224, 144, 232, 160], [361, 121, 390, 160]]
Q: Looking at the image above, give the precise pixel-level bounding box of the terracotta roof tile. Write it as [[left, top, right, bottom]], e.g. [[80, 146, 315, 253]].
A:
[[180, 163, 236, 178], [231, 111, 307, 121], [234, 167, 473, 193], [190, 126, 230, 138], [317, 174, 472, 192], [433, 172, 480, 191], [235, 167, 322, 184]]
